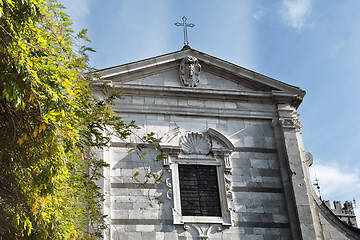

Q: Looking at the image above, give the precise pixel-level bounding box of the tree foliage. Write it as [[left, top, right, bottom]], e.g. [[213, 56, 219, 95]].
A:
[[0, 0, 157, 239]]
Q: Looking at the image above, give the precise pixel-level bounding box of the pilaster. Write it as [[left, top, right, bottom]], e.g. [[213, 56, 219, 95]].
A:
[[276, 103, 317, 240]]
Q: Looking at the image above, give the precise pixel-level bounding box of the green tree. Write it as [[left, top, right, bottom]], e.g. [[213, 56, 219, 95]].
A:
[[0, 0, 159, 239]]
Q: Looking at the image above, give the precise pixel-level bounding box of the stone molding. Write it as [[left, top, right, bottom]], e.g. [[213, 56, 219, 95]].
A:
[[112, 103, 276, 119], [97, 83, 301, 103]]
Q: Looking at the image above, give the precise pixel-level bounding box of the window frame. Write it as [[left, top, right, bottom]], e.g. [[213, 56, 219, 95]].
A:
[[160, 129, 234, 226], [171, 156, 230, 225]]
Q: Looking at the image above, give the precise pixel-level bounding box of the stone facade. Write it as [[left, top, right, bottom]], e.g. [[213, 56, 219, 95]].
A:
[[93, 47, 360, 239]]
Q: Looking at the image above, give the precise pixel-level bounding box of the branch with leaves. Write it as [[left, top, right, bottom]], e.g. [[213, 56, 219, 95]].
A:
[[0, 0, 163, 239]]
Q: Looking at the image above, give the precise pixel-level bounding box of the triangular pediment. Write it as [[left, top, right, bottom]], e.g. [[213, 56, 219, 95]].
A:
[[95, 47, 305, 107], [114, 68, 257, 91]]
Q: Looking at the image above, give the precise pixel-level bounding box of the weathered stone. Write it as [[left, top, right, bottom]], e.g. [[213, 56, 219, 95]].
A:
[[94, 47, 359, 240]]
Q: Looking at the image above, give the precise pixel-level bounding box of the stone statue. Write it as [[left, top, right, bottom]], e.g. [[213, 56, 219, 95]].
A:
[[179, 56, 201, 87]]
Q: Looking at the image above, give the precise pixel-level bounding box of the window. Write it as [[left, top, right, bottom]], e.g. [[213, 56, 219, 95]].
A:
[[179, 165, 221, 217], [160, 129, 234, 226]]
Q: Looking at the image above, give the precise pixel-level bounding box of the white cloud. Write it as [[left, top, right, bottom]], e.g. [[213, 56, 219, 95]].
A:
[[310, 162, 360, 219], [280, 0, 312, 30]]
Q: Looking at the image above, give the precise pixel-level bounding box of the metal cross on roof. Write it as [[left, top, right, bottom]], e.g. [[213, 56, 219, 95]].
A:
[[175, 16, 195, 46]]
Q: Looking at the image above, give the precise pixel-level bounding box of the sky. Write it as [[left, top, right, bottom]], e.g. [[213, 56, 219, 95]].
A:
[[60, 0, 360, 219]]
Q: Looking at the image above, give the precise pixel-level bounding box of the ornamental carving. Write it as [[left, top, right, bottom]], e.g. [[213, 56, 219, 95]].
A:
[[179, 56, 201, 87], [184, 224, 222, 240], [180, 132, 211, 155], [304, 151, 313, 167], [279, 117, 302, 131], [224, 173, 234, 212]]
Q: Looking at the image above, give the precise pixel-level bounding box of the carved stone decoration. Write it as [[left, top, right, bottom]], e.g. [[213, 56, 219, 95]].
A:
[[278, 117, 303, 131], [165, 178, 173, 200], [304, 151, 313, 167], [224, 173, 234, 212], [183, 224, 222, 240], [179, 56, 201, 87], [271, 118, 279, 128], [180, 132, 211, 155], [277, 104, 303, 131], [224, 154, 232, 173], [166, 177, 172, 188], [163, 155, 170, 166], [166, 189, 173, 200]]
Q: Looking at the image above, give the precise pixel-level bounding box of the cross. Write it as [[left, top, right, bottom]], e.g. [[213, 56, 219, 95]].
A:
[[175, 16, 195, 46], [313, 177, 322, 200]]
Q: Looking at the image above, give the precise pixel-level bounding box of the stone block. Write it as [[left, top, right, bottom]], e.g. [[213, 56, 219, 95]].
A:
[[166, 98, 178, 105], [112, 232, 128, 240], [178, 98, 187, 106], [251, 175, 263, 183], [144, 96, 155, 105], [112, 195, 131, 203], [268, 160, 279, 169], [126, 232, 142, 239], [155, 232, 165, 240], [111, 209, 130, 218], [110, 168, 120, 177], [254, 227, 266, 235], [265, 137, 276, 148], [132, 96, 145, 104], [244, 125, 259, 136], [224, 101, 237, 108], [164, 232, 179, 240], [187, 99, 204, 107], [154, 97, 167, 105], [240, 213, 263, 222], [244, 136, 254, 147], [250, 159, 270, 169], [232, 167, 243, 176], [254, 137, 266, 148], [244, 227, 254, 235], [206, 100, 224, 108], [272, 214, 289, 223], [221, 232, 232, 240], [244, 234, 264, 240], [124, 225, 136, 232], [136, 224, 155, 232]]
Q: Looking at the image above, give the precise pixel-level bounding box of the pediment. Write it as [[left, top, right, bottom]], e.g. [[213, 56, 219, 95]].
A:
[[111, 68, 258, 91], [160, 127, 234, 155], [95, 47, 305, 107]]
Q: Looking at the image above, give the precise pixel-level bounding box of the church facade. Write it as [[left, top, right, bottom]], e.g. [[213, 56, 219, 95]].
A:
[[94, 47, 360, 239]]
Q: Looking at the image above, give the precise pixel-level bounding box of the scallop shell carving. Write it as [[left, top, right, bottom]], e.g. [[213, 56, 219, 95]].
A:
[[180, 132, 211, 154]]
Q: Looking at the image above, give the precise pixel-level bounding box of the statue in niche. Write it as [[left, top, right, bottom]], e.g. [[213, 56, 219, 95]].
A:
[[179, 56, 201, 87]]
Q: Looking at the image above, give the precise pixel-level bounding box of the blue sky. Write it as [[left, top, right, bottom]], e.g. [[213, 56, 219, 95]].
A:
[[61, 0, 360, 218]]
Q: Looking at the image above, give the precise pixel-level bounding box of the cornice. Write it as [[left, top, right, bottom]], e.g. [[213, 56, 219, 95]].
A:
[[92, 82, 302, 108], [111, 103, 277, 119]]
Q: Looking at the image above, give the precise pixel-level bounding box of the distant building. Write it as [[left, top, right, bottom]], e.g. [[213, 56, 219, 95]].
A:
[[93, 47, 360, 239], [324, 200, 358, 228]]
